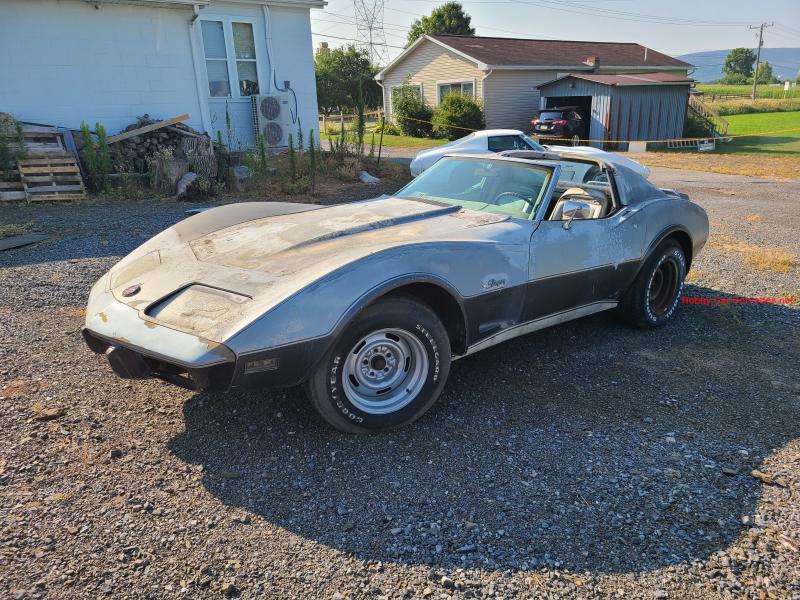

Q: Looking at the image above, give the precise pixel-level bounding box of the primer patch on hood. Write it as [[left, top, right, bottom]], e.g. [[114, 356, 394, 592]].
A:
[[188, 198, 459, 271]]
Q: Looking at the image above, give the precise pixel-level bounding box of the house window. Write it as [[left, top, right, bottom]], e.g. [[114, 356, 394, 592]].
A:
[[390, 83, 422, 116], [437, 81, 474, 102], [391, 84, 422, 104], [232, 22, 259, 96], [201, 19, 260, 98], [201, 21, 230, 97]]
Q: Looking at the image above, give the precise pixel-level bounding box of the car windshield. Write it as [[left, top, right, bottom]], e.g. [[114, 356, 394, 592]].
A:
[[539, 111, 565, 120], [395, 156, 553, 220]]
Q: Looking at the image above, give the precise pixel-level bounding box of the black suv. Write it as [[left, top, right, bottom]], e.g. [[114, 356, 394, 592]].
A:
[[531, 107, 586, 145]]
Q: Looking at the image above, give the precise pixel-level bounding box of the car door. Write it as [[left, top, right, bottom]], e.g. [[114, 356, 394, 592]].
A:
[[524, 175, 646, 321]]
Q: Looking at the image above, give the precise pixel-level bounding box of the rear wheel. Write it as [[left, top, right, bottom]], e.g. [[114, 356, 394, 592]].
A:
[[618, 239, 686, 328], [306, 297, 451, 433]]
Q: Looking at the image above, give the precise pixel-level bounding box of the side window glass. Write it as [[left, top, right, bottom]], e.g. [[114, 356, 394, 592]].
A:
[[488, 136, 513, 152]]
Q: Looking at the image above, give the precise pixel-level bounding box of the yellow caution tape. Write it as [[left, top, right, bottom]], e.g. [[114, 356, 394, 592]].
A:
[[364, 114, 800, 145]]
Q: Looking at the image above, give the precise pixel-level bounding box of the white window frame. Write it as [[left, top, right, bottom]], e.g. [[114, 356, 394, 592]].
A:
[[199, 16, 265, 102], [388, 82, 423, 116], [436, 78, 477, 104]]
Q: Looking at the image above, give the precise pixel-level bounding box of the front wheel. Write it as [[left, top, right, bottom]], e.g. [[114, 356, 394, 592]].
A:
[[618, 239, 687, 328], [306, 297, 451, 433]]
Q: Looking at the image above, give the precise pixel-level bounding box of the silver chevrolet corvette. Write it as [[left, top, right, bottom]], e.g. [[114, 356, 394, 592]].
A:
[[83, 151, 708, 432]]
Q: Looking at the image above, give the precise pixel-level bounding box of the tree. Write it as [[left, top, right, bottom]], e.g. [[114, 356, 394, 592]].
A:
[[722, 47, 756, 80], [407, 2, 474, 46], [755, 61, 775, 84], [314, 45, 381, 116]]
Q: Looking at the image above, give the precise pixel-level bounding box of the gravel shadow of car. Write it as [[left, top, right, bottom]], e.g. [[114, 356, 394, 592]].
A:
[[168, 286, 800, 574]]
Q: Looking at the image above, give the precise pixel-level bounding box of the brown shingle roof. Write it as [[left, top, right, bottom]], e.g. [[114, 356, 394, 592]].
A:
[[429, 34, 692, 69], [541, 72, 694, 87]]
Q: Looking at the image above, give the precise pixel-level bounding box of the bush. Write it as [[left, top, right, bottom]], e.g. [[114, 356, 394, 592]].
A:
[[79, 121, 113, 194], [0, 113, 27, 181], [393, 90, 433, 137], [373, 121, 400, 135], [432, 94, 484, 140]]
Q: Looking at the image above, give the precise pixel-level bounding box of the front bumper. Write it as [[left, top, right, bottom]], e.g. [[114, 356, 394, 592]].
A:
[[533, 126, 565, 136], [83, 274, 333, 392], [83, 326, 332, 392], [83, 328, 235, 391]]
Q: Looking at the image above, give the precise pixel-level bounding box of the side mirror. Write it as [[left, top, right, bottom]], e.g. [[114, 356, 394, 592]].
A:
[[561, 199, 593, 229]]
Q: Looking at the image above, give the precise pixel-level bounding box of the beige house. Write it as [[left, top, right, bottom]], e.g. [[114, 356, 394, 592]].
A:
[[376, 34, 692, 132]]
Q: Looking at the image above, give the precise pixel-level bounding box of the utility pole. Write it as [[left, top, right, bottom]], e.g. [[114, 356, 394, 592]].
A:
[[749, 22, 774, 99]]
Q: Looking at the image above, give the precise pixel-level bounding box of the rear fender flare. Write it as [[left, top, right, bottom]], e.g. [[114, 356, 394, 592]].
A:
[[620, 225, 692, 297]]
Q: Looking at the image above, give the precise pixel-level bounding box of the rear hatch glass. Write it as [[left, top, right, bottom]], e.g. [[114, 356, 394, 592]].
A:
[[539, 111, 565, 120]]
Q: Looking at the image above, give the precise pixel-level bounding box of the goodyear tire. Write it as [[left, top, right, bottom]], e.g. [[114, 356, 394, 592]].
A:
[[306, 297, 451, 433], [618, 239, 686, 328]]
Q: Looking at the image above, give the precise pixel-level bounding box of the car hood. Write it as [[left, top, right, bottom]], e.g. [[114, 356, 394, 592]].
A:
[[100, 198, 508, 342]]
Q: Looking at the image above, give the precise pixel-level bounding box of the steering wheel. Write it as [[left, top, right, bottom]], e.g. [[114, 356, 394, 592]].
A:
[[494, 190, 534, 214], [495, 190, 530, 203], [583, 166, 608, 184]]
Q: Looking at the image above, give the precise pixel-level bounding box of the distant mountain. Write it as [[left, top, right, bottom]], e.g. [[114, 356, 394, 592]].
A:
[[677, 48, 800, 82]]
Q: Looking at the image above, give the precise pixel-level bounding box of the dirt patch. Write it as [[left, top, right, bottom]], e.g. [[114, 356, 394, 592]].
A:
[[745, 214, 763, 223], [1, 379, 43, 397], [707, 233, 798, 273], [638, 152, 800, 180]]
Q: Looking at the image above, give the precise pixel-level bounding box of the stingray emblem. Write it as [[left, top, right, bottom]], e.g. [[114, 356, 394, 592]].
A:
[[121, 284, 141, 297], [481, 275, 507, 290]]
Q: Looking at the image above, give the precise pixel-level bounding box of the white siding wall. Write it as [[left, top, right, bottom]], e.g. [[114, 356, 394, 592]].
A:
[[382, 39, 483, 121], [269, 5, 319, 145], [0, 0, 319, 148], [482, 70, 558, 131], [0, 0, 204, 134]]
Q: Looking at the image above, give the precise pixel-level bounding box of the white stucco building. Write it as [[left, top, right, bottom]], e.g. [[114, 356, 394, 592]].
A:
[[0, 0, 325, 149]]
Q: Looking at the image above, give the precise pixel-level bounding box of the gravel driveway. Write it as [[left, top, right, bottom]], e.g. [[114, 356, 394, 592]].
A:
[[1, 168, 799, 599]]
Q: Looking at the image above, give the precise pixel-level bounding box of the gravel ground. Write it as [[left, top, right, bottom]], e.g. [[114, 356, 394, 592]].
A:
[[1, 169, 799, 599]]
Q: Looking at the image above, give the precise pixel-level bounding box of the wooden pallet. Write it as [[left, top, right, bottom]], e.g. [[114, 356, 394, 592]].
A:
[[0, 169, 25, 202], [23, 125, 65, 154], [18, 154, 86, 202], [7, 125, 66, 155]]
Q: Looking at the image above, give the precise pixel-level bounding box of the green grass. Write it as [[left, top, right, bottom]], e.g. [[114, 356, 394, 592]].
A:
[[321, 132, 446, 149], [719, 111, 800, 155], [697, 84, 798, 100]]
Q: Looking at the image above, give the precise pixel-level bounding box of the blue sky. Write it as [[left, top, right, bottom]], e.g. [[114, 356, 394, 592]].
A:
[[310, 0, 800, 64]]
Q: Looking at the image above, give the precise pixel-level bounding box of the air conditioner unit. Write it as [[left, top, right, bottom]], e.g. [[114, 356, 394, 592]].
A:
[[252, 94, 292, 148]]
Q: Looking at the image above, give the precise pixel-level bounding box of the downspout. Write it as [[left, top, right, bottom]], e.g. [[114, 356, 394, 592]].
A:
[[261, 5, 275, 93], [188, 4, 211, 132], [482, 69, 492, 128], [376, 79, 386, 121]]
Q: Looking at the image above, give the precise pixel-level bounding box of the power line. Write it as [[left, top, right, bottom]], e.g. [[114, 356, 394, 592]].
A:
[[311, 31, 407, 50], [504, 0, 758, 27]]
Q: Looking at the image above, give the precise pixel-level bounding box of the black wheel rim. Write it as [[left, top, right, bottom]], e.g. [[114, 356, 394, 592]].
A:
[[649, 258, 680, 316]]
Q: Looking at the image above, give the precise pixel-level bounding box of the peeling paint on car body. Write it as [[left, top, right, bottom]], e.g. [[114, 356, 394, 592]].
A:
[[83, 156, 708, 392]]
